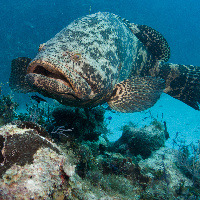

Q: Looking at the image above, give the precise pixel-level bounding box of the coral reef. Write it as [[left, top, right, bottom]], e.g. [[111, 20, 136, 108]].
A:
[[0, 123, 148, 199], [17, 102, 108, 142], [0, 95, 199, 199], [0, 94, 18, 126], [50, 105, 108, 141], [173, 136, 200, 193], [111, 121, 166, 158], [17, 101, 54, 127], [0, 119, 199, 199], [139, 147, 194, 198], [65, 136, 196, 199], [0, 124, 76, 199]]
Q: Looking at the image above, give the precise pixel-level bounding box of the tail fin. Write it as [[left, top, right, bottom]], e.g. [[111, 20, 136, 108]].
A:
[[159, 63, 200, 110]]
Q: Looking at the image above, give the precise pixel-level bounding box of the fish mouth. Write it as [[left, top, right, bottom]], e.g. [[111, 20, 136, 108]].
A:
[[26, 59, 92, 102], [27, 60, 74, 92]]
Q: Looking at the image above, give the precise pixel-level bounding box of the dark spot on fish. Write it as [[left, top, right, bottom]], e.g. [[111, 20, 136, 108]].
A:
[[82, 63, 95, 76], [114, 38, 123, 60], [70, 30, 90, 43], [89, 47, 103, 62], [101, 65, 106, 71], [84, 16, 102, 27], [105, 67, 112, 75], [105, 51, 118, 66], [100, 28, 112, 40], [111, 88, 117, 97]]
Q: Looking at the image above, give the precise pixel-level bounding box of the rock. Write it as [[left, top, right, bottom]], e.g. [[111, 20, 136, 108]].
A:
[[0, 124, 75, 199], [0, 124, 123, 199], [1, 123, 193, 199], [138, 147, 193, 199], [112, 123, 166, 158], [139, 147, 193, 188]]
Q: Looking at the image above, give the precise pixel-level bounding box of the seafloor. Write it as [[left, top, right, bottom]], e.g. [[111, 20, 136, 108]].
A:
[[0, 91, 199, 199]]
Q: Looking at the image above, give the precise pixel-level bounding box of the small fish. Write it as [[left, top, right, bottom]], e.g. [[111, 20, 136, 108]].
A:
[[107, 116, 112, 120], [31, 94, 47, 103], [9, 12, 200, 112]]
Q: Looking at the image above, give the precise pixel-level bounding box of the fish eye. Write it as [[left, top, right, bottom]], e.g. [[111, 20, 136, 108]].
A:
[[75, 54, 80, 58], [72, 53, 81, 62]]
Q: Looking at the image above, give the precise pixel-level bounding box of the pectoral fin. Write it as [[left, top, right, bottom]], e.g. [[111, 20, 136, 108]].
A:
[[9, 57, 35, 93], [107, 76, 165, 113]]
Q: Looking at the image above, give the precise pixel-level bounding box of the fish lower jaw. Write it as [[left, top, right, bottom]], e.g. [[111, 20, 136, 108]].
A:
[[25, 73, 74, 95], [27, 60, 74, 91], [56, 78, 73, 89]]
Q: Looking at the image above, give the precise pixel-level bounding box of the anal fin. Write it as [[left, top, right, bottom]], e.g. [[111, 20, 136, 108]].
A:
[[107, 76, 165, 113], [9, 57, 35, 93]]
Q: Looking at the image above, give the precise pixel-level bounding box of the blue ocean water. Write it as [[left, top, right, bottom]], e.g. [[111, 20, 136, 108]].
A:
[[0, 0, 200, 146]]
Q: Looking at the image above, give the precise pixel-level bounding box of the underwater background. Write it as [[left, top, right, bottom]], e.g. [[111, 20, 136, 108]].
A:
[[0, 0, 200, 199], [1, 0, 200, 146]]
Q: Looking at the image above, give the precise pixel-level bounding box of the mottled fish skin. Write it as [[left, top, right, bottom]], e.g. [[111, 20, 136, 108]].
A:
[[25, 12, 154, 107], [157, 63, 200, 110], [10, 12, 200, 112]]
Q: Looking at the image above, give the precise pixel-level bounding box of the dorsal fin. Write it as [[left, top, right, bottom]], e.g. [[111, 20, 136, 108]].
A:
[[125, 21, 170, 62]]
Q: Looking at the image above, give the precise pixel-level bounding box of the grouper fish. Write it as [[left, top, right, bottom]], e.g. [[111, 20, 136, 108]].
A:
[[9, 12, 200, 112]]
